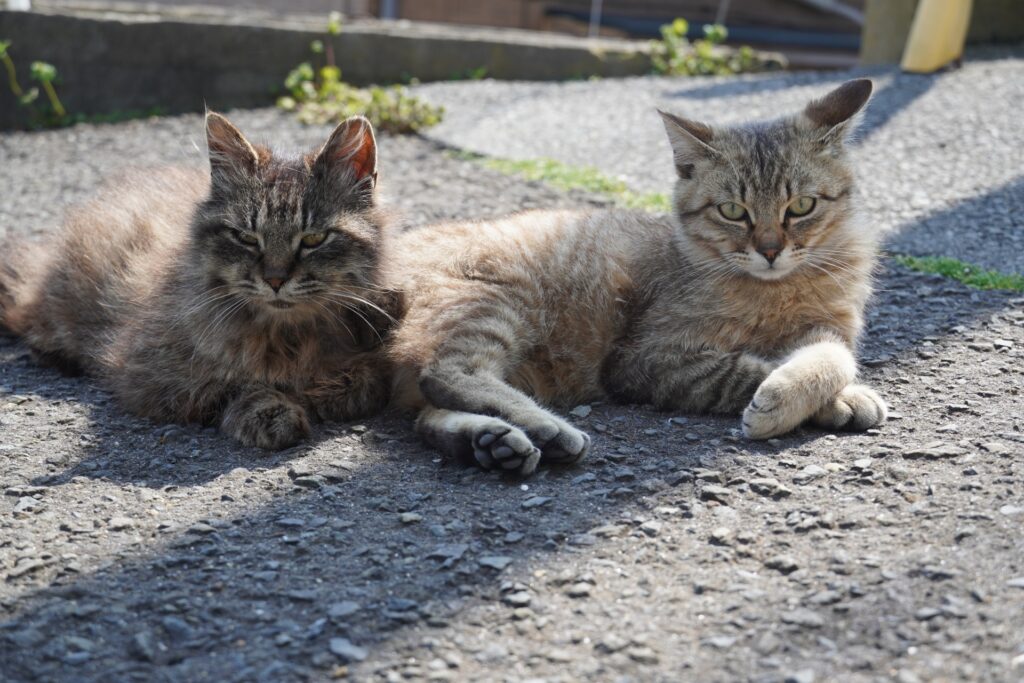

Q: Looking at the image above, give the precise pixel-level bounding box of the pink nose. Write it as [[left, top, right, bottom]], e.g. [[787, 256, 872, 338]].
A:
[[264, 277, 287, 292], [759, 248, 779, 264]]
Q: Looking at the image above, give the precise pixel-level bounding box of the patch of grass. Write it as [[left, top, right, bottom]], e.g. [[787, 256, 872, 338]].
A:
[[894, 255, 1024, 292], [69, 107, 167, 126], [455, 152, 671, 213]]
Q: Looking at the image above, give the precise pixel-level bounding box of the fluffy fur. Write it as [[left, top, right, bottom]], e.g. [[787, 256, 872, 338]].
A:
[[383, 79, 886, 475], [0, 113, 396, 449]]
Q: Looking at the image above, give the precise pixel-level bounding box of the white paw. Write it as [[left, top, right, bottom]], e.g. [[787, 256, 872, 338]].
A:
[[741, 377, 803, 440], [812, 384, 887, 431], [742, 342, 858, 440]]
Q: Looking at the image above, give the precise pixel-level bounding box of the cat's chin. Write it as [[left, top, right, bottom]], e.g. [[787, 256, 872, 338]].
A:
[[257, 299, 309, 320], [745, 265, 797, 282]]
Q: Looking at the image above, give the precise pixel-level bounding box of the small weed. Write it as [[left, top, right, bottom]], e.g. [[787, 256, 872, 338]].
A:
[[30, 60, 65, 118], [1, 39, 25, 99], [449, 65, 489, 81], [651, 19, 780, 76], [69, 107, 167, 126], [454, 152, 671, 213], [894, 255, 1024, 292], [277, 13, 443, 134], [2, 40, 70, 128]]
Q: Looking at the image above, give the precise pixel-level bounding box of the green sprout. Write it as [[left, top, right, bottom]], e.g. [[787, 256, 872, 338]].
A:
[[702, 23, 728, 44], [327, 11, 343, 36], [30, 60, 65, 118], [0, 39, 25, 98]]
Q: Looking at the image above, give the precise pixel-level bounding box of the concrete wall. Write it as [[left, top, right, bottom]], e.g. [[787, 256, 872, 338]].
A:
[[0, 6, 651, 128]]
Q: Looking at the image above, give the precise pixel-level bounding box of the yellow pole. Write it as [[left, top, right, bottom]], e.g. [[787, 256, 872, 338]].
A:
[[901, 0, 973, 73]]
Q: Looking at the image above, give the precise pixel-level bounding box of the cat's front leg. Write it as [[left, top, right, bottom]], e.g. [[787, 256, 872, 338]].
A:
[[603, 343, 773, 415], [742, 341, 857, 439], [306, 354, 391, 423], [221, 385, 310, 450]]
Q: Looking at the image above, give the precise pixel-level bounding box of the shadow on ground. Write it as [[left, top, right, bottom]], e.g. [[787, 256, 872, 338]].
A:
[[885, 175, 1024, 274]]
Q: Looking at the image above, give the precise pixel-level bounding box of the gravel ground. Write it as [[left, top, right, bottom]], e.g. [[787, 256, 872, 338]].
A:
[[1, 60, 1023, 683], [416, 45, 1024, 275]]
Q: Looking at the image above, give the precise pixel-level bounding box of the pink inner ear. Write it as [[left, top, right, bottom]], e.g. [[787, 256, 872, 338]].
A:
[[321, 120, 377, 183], [349, 137, 375, 181]]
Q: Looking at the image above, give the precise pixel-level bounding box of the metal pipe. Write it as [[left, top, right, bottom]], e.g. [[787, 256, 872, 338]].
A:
[[588, 0, 604, 38], [715, 0, 732, 26]]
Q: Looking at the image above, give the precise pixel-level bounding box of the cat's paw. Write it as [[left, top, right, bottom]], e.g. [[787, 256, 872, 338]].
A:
[[307, 364, 389, 423], [742, 377, 804, 440], [812, 384, 887, 431], [472, 420, 542, 476], [224, 390, 310, 450], [524, 417, 591, 464], [743, 341, 859, 439], [311, 388, 387, 424]]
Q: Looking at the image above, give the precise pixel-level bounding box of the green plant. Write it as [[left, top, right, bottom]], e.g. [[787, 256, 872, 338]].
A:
[[1, 39, 25, 99], [894, 255, 1024, 292], [651, 18, 771, 76], [277, 14, 443, 134], [449, 65, 488, 81], [1, 40, 74, 128], [30, 60, 65, 118]]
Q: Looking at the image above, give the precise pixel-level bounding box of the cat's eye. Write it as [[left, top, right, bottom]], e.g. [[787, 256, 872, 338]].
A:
[[787, 196, 816, 217], [717, 202, 747, 221], [233, 230, 259, 246], [300, 232, 328, 248]]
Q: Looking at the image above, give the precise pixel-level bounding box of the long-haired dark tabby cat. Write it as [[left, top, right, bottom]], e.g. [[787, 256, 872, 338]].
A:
[[384, 79, 886, 475], [0, 113, 394, 449]]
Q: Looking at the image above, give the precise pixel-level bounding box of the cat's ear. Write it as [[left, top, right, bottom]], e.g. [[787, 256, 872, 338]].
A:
[[206, 112, 260, 186], [313, 115, 378, 196], [801, 79, 872, 149], [658, 110, 719, 179]]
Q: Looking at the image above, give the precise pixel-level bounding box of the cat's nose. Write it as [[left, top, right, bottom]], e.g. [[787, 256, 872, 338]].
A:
[[264, 276, 288, 292], [758, 248, 779, 265]]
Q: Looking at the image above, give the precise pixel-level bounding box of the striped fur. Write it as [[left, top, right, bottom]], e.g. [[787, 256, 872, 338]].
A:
[[385, 79, 886, 474], [0, 114, 396, 449]]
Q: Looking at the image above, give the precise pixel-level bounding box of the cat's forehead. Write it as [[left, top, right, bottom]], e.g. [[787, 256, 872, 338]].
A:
[[715, 121, 819, 194], [246, 159, 310, 230]]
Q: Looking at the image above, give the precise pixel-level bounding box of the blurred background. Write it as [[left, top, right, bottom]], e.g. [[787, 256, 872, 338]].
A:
[[1, 0, 1022, 130]]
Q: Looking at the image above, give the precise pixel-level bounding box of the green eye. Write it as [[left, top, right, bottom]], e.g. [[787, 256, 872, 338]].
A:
[[300, 232, 328, 248], [235, 230, 259, 246], [788, 196, 816, 217], [717, 202, 747, 221]]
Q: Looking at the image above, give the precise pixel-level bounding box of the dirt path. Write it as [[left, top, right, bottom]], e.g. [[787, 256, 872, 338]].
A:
[[1, 79, 1022, 682]]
